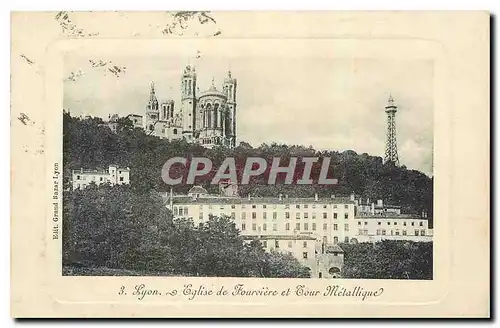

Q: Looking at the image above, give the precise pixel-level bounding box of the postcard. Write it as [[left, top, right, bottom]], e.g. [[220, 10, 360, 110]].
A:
[[11, 11, 490, 318]]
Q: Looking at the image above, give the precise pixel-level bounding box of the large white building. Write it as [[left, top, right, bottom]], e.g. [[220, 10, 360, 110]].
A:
[[71, 165, 130, 190], [166, 184, 433, 278]]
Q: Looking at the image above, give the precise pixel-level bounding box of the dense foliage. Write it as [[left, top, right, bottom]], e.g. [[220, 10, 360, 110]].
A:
[[63, 113, 433, 226], [62, 185, 310, 277], [339, 241, 433, 280]]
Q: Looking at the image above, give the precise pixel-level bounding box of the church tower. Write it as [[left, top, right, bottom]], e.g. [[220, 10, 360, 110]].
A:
[[180, 65, 197, 140], [223, 70, 237, 147], [145, 81, 159, 133]]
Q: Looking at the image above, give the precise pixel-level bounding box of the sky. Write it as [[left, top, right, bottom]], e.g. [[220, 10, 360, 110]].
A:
[[64, 55, 434, 176]]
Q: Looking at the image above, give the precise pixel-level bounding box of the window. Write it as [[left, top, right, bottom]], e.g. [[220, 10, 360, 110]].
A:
[[421, 230, 426, 236], [252, 223, 257, 231], [312, 212, 316, 219], [312, 204, 316, 209], [333, 224, 338, 231], [231, 204, 235, 209], [312, 223, 316, 231], [231, 212, 235, 219], [388, 222, 391, 225], [273, 212, 277, 220], [364, 222, 368, 225], [376, 229, 381, 235], [285, 223, 290, 231], [303, 252, 308, 259], [275, 240, 280, 248], [173, 207, 178, 215], [411, 222, 415, 226], [333, 236, 338, 244], [263, 205, 267, 209], [184, 207, 188, 215], [77, 175, 80, 180], [288, 241, 293, 248], [382, 230, 386, 235], [420, 222, 424, 226], [262, 241, 267, 248], [303, 241, 308, 248], [263, 212, 267, 219], [403, 222, 407, 226], [296, 213, 300, 219], [100, 177, 103, 181], [395, 230, 400, 236], [323, 213, 328, 219], [323, 204, 328, 209], [345, 237, 349, 243], [304, 223, 309, 231], [304, 204, 308, 209], [323, 223, 328, 231], [378, 222, 381, 225], [344, 213, 349, 219], [220, 205, 224, 210], [403, 230, 407, 235], [358, 229, 364, 235], [273, 224, 277, 231], [296, 223, 300, 230], [333, 213, 337, 219], [199, 212, 203, 220], [241, 212, 246, 220], [304, 213, 308, 219], [285, 212, 290, 219], [242, 204, 246, 209], [296, 205, 300, 209], [394, 222, 398, 225], [252, 205, 256, 209], [344, 204, 348, 209], [415, 230, 419, 236], [344, 224, 349, 231], [252, 212, 256, 219], [358, 222, 362, 226], [241, 223, 246, 231], [263, 224, 267, 231], [285, 204, 290, 209], [179, 208, 183, 216]]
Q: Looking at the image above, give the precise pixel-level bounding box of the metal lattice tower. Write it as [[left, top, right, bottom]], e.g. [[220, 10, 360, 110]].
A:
[[384, 95, 399, 165]]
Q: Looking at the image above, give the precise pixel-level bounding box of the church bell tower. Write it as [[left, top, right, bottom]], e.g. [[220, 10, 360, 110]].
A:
[[180, 65, 197, 140]]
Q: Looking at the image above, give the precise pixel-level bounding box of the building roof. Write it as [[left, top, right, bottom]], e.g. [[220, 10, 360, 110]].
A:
[[242, 234, 317, 241], [170, 195, 354, 205], [326, 244, 344, 253], [188, 186, 208, 194], [355, 214, 424, 220]]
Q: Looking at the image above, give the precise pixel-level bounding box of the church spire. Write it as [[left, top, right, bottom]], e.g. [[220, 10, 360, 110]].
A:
[[149, 81, 157, 102]]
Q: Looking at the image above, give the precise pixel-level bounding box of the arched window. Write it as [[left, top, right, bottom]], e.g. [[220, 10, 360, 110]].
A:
[[173, 128, 177, 134]]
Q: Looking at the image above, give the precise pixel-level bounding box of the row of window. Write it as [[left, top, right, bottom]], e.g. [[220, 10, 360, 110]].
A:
[[75, 176, 125, 182], [174, 208, 351, 220], [193, 204, 350, 210], [375, 229, 427, 236], [262, 240, 310, 249], [357, 221, 425, 227], [240, 222, 348, 232]]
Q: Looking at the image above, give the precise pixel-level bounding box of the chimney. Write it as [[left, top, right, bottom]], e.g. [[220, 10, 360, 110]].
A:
[[367, 197, 370, 205], [377, 199, 383, 207], [285, 194, 289, 199], [350, 193, 355, 201], [248, 194, 251, 201], [279, 194, 283, 201], [314, 193, 318, 201], [331, 194, 335, 199]]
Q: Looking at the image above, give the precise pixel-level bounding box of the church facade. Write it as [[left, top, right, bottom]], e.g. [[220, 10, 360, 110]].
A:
[[118, 65, 237, 149]]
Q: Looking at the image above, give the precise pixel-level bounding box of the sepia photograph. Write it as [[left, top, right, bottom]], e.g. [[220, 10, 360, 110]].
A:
[[62, 40, 433, 280]]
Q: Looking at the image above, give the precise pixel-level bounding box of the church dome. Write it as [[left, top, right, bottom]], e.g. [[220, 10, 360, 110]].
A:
[[199, 80, 227, 99]]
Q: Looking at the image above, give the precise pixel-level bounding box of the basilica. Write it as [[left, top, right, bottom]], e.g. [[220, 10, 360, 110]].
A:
[[111, 65, 238, 149]]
